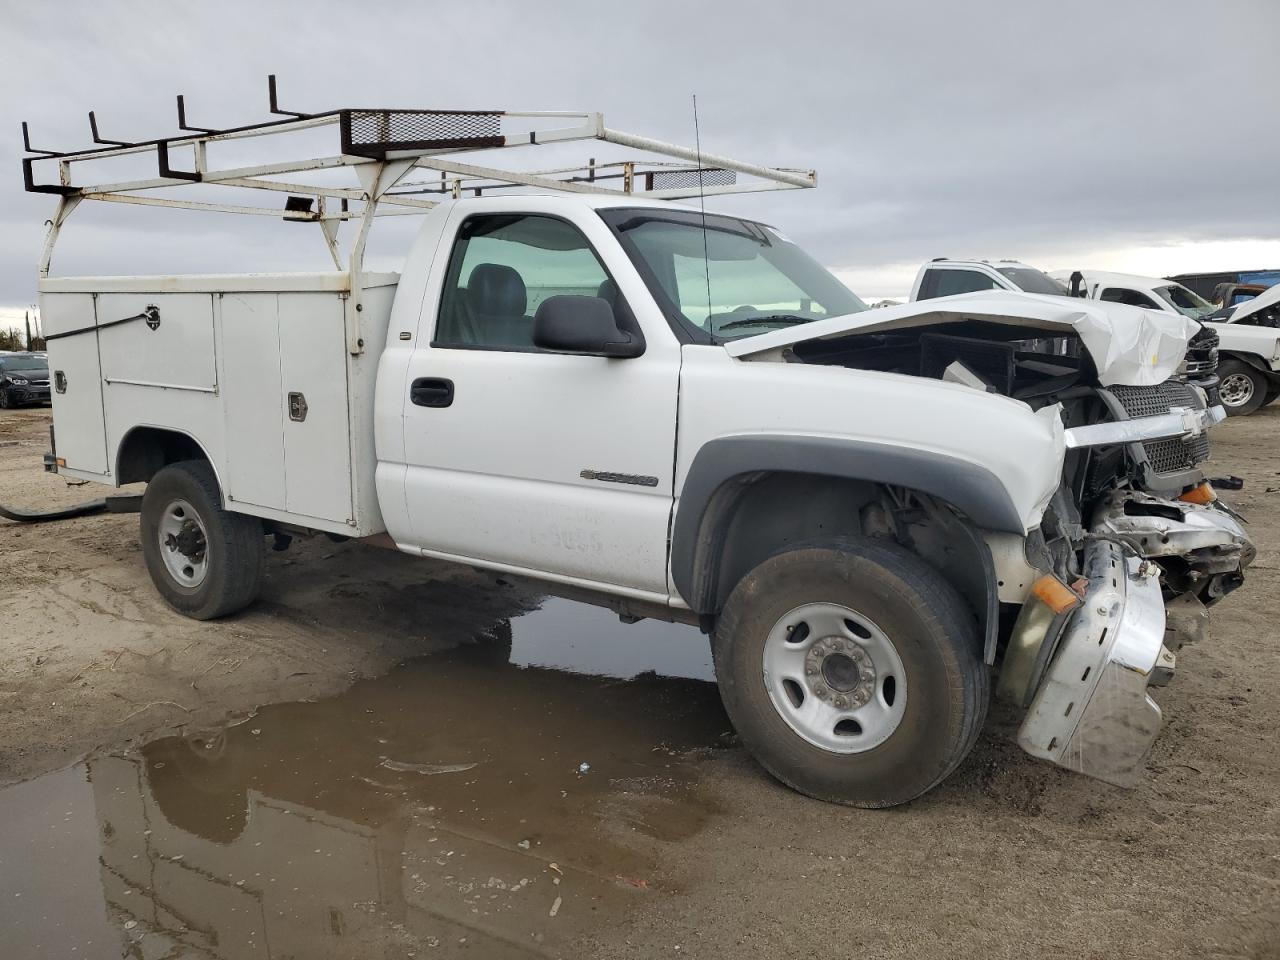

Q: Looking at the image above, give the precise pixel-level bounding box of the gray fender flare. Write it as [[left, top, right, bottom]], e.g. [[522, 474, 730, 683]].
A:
[[671, 435, 1025, 649]]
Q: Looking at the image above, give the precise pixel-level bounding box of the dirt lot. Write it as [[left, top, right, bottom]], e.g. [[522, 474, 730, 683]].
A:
[[1, 405, 1277, 959]]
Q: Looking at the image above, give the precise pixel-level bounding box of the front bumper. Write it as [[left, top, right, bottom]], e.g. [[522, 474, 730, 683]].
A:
[[1016, 497, 1253, 787], [6, 386, 51, 404], [1017, 541, 1167, 787]]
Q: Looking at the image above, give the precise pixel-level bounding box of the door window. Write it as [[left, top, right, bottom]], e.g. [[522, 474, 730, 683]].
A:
[[435, 214, 619, 350], [918, 268, 1002, 300], [1099, 287, 1159, 309]]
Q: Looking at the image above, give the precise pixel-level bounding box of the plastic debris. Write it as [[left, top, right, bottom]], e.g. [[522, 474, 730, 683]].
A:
[[549, 896, 562, 918], [578, 762, 591, 774]]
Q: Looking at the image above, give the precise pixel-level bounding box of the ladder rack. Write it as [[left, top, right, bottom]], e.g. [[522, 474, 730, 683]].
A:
[[23, 75, 817, 278]]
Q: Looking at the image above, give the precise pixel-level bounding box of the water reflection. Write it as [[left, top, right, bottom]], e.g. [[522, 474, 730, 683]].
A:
[[1, 601, 729, 959]]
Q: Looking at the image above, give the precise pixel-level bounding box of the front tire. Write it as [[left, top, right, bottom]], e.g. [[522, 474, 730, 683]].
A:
[[713, 538, 988, 808], [1217, 358, 1267, 416], [140, 460, 265, 620], [0, 388, 10, 409]]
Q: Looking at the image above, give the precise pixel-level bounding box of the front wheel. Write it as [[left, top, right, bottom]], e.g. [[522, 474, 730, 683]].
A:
[[140, 460, 265, 620], [1217, 358, 1268, 416], [713, 538, 988, 808], [0, 388, 10, 409]]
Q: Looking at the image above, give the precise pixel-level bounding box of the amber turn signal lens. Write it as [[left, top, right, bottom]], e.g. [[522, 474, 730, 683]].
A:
[[1178, 482, 1216, 505], [1030, 574, 1081, 615]]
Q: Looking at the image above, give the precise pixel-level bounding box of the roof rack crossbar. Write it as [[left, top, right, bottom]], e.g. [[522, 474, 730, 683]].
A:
[[25, 74, 816, 291]]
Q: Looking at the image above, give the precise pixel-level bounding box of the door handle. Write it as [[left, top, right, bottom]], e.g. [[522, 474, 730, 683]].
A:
[[410, 377, 454, 408]]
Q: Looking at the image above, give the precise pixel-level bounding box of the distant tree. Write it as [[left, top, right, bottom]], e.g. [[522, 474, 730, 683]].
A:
[[0, 327, 23, 351]]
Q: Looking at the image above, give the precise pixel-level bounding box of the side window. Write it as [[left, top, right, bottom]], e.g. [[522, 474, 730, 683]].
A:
[[435, 214, 617, 350], [918, 268, 1000, 300], [1099, 287, 1158, 309]]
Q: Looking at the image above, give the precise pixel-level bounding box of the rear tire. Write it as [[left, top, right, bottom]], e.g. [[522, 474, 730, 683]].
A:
[[1218, 358, 1267, 416], [712, 538, 988, 808], [140, 460, 265, 620]]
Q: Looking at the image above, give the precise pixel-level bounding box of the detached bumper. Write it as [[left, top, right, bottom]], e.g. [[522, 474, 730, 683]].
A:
[[1017, 541, 1167, 787]]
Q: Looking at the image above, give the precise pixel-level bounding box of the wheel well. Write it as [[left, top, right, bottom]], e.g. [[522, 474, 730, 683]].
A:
[[688, 472, 997, 656], [116, 427, 211, 485], [1221, 351, 1276, 379]]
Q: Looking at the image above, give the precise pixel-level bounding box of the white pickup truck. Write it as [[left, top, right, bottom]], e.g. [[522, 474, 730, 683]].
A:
[[1045, 270, 1280, 416], [20, 87, 1253, 807]]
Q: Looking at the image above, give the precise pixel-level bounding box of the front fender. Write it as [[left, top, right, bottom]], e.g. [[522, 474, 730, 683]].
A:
[[670, 433, 1026, 612]]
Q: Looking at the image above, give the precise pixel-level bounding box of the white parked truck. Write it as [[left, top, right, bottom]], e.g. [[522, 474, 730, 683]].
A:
[[1045, 270, 1280, 416], [18, 82, 1253, 807]]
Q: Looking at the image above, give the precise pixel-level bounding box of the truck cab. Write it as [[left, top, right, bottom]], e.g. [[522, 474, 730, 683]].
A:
[[910, 259, 1067, 300]]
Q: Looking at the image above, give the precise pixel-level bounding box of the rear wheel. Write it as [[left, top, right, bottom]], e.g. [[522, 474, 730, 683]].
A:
[[140, 460, 265, 620], [1218, 358, 1267, 416], [712, 538, 988, 808]]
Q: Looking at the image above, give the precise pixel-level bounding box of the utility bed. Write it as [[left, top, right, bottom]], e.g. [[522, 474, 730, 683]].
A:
[[40, 272, 398, 536]]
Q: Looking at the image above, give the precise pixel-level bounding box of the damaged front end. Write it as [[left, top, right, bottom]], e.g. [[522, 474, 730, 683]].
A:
[[727, 290, 1254, 786], [1003, 485, 1252, 787], [995, 381, 1254, 784]]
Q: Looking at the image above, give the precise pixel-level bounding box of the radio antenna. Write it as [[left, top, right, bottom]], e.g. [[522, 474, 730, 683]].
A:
[[693, 94, 713, 333]]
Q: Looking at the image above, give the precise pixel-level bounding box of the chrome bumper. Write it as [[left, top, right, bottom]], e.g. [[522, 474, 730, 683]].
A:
[[1063, 402, 1224, 449], [1017, 541, 1167, 787]]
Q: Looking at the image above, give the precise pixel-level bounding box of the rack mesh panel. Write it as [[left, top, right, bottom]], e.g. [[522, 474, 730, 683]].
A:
[[341, 110, 503, 157], [649, 168, 736, 190]]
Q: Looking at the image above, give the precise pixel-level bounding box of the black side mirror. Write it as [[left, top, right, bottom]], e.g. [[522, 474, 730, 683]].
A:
[[532, 295, 644, 359]]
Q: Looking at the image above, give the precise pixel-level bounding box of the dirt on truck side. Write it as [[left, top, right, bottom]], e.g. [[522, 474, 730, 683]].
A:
[[0, 405, 1277, 959]]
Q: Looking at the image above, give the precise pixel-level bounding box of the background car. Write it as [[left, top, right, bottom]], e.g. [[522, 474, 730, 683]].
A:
[[0, 353, 52, 408]]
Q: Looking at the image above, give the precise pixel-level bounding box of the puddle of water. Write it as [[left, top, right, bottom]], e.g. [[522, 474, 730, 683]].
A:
[[508, 597, 716, 682], [0, 599, 730, 958]]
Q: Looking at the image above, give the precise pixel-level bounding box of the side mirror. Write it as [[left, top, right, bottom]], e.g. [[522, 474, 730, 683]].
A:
[[532, 295, 644, 358]]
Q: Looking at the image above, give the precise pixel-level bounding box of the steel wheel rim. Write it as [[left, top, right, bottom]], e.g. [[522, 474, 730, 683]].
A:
[[762, 601, 907, 754], [1220, 372, 1254, 407], [157, 498, 209, 589]]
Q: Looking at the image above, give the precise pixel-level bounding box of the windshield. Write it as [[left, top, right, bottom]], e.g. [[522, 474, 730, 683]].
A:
[[0, 356, 48, 376], [995, 266, 1068, 296], [1154, 283, 1216, 319], [600, 209, 867, 339]]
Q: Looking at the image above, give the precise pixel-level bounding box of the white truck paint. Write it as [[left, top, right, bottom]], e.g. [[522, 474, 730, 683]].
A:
[[23, 98, 1253, 806]]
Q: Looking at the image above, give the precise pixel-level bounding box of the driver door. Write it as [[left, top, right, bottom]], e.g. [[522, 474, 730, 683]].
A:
[[397, 206, 681, 599]]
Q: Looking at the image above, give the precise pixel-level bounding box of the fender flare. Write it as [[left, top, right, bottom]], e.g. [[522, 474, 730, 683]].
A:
[[670, 434, 1026, 619], [1221, 349, 1280, 382]]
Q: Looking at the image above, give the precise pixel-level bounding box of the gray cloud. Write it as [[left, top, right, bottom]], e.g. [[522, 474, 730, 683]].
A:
[[2, 0, 1277, 305]]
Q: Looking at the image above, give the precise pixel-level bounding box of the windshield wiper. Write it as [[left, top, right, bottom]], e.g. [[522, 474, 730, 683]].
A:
[[716, 314, 816, 332]]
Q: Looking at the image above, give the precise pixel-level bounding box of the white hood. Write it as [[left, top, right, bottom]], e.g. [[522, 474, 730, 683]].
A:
[[1227, 283, 1280, 323], [724, 290, 1199, 387]]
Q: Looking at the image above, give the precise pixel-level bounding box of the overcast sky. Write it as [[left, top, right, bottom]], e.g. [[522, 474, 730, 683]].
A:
[[1, 0, 1277, 325]]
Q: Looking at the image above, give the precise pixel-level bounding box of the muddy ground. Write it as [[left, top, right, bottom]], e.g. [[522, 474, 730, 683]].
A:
[[0, 405, 1276, 959]]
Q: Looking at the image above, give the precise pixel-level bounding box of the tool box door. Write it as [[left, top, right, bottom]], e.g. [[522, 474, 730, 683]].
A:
[[41, 293, 108, 476]]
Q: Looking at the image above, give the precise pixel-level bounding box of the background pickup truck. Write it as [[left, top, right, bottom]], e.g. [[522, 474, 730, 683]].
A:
[[24, 89, 1253, 807], [911, 259, 1280, 417]]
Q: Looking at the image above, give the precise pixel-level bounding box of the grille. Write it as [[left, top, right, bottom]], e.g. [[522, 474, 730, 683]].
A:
[[1108, 380, 1198, 418], [1107, 381, 1210, 476], [340, 109, 503, 157], [1143, 432, 1210, 474], [1182, 326, 1220, 377], [648, 168, 737, 190]]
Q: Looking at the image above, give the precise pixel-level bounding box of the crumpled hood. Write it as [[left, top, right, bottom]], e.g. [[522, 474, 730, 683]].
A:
[[724, 290, 1199, 386]]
